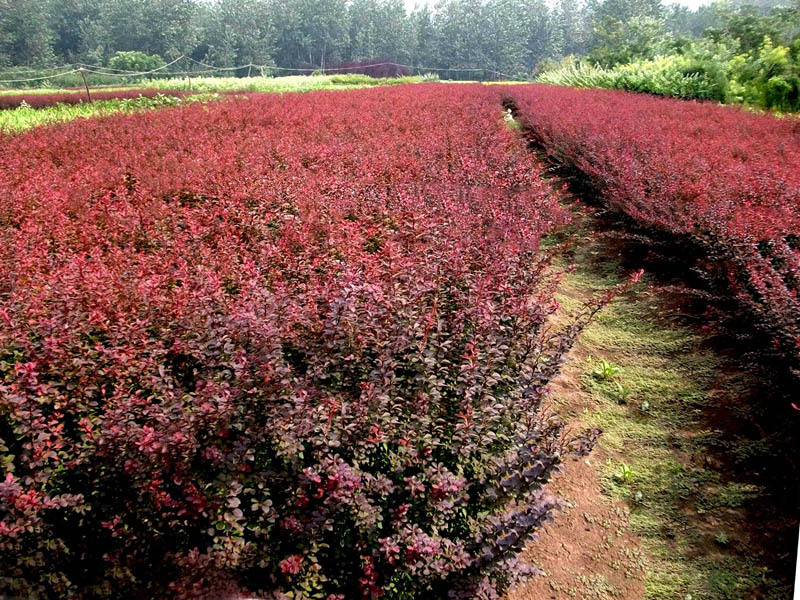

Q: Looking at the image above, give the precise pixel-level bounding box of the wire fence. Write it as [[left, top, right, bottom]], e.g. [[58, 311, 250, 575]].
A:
[[0, 55, 528, 87]]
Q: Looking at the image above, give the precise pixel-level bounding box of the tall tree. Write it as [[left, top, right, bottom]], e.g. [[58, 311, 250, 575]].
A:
[[347, 0, 410, 62], [200, 0, 274, 68], [270, 0, 349, 68], [481, 0, 529, 77], [553, 0, 592, 57], [434, 0, 485, 74], [522, 0, 558, 70], [409, 4, 439, 68], [588, 0, 668, 65], [48, 0, 104, 63], [0, 0, 54, 66], [95, 0, 200, 61]]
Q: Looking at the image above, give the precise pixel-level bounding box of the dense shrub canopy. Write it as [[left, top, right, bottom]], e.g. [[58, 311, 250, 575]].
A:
[[0, 85, 600, 598], [506, 84, 800, 387]]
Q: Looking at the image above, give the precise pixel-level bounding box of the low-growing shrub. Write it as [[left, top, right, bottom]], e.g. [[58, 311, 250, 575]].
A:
[[0, 85, 605, 598], [0, 89, 190, 110], [505, 84, 800, 393]]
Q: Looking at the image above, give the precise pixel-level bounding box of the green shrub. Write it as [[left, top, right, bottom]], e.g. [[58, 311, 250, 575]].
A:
[[108, 51, 166, 74]]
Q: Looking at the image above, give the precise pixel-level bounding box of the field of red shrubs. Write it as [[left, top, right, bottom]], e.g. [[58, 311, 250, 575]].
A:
[[0, 88, 189, 110], [505, 85, 800, 385], [0, 84, 610, 598]]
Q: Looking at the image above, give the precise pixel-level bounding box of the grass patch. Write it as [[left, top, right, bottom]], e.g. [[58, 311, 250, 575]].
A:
[[557, 228, 792, 600], [0, 92, 218, 133], [139, 73, 423, 94]]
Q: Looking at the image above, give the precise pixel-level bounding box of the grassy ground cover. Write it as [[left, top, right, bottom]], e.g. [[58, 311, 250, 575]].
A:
[[139, 73, 424, 93], [0, 92, 218, 133]]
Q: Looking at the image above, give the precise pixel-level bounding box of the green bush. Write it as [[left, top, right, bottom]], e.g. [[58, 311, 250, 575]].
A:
[[538, 55, 728, 103], [108, 51, 166, 74], [538, 36, 800, 112]]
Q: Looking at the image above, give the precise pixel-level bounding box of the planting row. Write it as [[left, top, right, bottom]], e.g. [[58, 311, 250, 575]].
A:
[[506, 85, 800, 388], [0, 85, 603, 598], [0, 89, 190, 110]]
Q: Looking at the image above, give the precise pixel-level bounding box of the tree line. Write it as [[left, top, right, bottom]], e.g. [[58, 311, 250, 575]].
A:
[[0, 0, 797, 79]]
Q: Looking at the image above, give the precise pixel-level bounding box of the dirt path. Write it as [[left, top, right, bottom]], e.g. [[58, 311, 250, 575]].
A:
[[508, 202, 795, 600]]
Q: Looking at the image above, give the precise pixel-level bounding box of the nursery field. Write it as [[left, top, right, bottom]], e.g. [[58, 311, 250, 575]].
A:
[[0, 74, 426, 133], [0, 89, 192, 110], [502, 85, 800, 386], [0, 83, 797, 599]]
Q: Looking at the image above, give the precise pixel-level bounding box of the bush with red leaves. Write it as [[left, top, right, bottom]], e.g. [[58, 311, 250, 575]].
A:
[[506, 85, 800, 387], [0, 89, 190, 110], [0, 85, 606, 598]]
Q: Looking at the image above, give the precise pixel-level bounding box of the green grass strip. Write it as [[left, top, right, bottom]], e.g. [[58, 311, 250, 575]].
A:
[[0, 92, 218, 134]]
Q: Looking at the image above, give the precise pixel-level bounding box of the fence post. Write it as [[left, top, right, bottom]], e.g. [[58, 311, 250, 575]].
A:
[[79, 68, 91, 102], [184, 57, 192, 91]]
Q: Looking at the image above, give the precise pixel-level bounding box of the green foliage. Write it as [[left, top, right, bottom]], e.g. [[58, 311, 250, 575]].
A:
[[728, 36, 800, 111], [142, 73, 421, 93], [540, 33, 800, 111], [611, 381, 633, 404], [107, 51, 166, 73], [587, 0, 667, 66], [591, 357, 622, 381], [539, 1, 800, 112], [0, 0, 53, 67], [612, 461, 635, 484], [0, 92, 213, 133]]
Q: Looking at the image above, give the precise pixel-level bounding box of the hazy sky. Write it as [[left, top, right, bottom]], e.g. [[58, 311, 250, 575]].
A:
[[403, 0, 713, 10]]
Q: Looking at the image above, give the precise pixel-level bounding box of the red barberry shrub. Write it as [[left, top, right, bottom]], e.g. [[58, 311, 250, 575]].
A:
[[0, 85, 599, 598], [0, 89, 191, 110], [506, 85, 800, 387]]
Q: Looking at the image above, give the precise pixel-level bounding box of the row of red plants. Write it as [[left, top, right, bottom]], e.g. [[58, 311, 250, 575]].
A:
[[0, 84, 613, 598], [506, 85, 800, 390], [0, 89, 190, 110]]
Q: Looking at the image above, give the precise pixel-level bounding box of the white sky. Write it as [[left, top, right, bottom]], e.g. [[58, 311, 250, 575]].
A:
[[403, 0, 713, 11]]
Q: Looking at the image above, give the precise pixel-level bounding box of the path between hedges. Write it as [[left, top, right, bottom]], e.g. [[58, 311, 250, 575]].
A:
[[506, 200, 794, 600]]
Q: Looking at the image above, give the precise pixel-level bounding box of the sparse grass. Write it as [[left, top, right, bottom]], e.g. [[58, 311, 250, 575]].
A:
[[551, 221, 792, 600]]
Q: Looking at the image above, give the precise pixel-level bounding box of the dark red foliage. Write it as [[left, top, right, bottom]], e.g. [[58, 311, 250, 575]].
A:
[[326, 60, 411, 78], [0, 89, 190, 110], [506, 85, 800, 385], [0, 85, 602, 598]]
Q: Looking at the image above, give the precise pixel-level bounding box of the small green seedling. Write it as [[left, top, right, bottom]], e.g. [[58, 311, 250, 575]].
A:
[[611, 381, 633, 404], [592, 359, 622, 381], [613, 462, 635, 484]]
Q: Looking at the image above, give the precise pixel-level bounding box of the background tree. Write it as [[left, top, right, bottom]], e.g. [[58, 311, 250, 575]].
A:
[[0, 0, 54, 67], [588, 0, 668, 65], [270, 0, 349, 68], [199, 0, 275, 69], [93, 0, 199, 61]]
